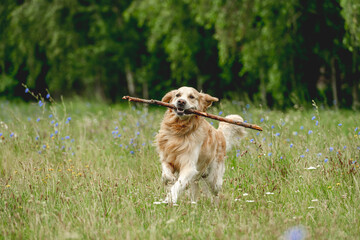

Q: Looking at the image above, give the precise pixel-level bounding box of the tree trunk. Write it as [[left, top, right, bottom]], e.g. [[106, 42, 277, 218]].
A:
[[125, 61, 136, 97], [142, 80, 149, 99], [330, 57, 339, 110], [95, 69, 106, 101], [352, 50, 360, 110], [197, 75, 203, 91], [259, 69, 267, 107]]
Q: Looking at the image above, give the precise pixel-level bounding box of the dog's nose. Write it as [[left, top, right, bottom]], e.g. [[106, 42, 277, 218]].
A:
[[177, 99, 186, 107]]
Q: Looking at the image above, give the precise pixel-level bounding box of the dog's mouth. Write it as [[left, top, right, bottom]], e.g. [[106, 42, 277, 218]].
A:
[[175, 107, 186, 116], [174, 107, 196, 116]]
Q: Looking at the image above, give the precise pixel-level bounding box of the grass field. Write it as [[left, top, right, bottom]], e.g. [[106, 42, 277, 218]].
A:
[[1, 97, 360, 239]]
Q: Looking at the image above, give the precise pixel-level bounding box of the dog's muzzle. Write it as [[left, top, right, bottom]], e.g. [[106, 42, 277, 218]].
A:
[[175, 99, 186, 116]]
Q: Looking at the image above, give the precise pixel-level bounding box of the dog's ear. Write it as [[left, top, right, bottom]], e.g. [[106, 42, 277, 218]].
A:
[[161, 90, 177, 103], [200, 93, 218, 111]]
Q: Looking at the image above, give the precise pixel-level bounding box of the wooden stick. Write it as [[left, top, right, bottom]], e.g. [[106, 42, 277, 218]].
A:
[[122, 96, 263, 131]]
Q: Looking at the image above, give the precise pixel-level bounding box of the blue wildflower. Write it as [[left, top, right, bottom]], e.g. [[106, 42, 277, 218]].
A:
[[35, 136, 39, 140], [119, 144, 123, 147], [256, 132, 260, 136], [315, 121, 318, 126], [317, 153, 322, 156], [283, 226, 306, 240], [338, 123, 342, 126], [343, 146, 347, 149], [260, 118, 264, 123], [51, 120, 55, 124], [67, 117, 71, 121], [71, 139, 75, 143], [355, 127, 358, 132], [280, 156, 283, 159], [65, 136, 70, 140], [290, 143, 294, 148], [49, 114, 53, 118], [250, 139, 254, 143], [38, 100, 43, 107], [263, 137, 266, 141], [308, 130, 313, 135], [324, 158, 329, 163], [268, 143, 273, 147], [275, 133, 280, 137], [10, 133, 14, 137], [118, 134, 122, 138], [210, 122, 214, 125], [50, 134, 54, 138], [37, 118, 41, 122], [306, 149, 309, 152], [300, 155, 305, 158], [0, 133, 2, 137], [25, 88, 29, 93], [136, 131, 140, 136], [55, 130, 58, 134], [312, 116, 316, 120], [329, 147, 334, 152], [130, 151, 135, 155], [219, 111, 223, 115], [115, 126, 118, 130], [46, 93, 50, 99], [300, 126, 304, 130], [268, 152, 272, 157], [271, 125, 275, 129]]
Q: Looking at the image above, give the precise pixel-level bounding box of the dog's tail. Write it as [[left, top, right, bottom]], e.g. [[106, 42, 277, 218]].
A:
[[218, 114, 247, 152]]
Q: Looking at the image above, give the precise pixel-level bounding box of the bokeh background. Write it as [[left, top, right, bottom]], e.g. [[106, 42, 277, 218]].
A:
[[1, 0, 359, 109]]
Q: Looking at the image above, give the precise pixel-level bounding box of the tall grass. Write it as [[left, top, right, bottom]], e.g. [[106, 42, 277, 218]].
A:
[[0, 97, 359, 239]]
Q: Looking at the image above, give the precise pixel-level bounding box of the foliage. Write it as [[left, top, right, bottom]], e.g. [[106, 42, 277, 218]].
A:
[[0, 0, 360, 108]]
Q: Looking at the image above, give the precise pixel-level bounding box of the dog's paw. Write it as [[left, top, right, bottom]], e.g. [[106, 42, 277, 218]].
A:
[[162, 172, 176, 185]]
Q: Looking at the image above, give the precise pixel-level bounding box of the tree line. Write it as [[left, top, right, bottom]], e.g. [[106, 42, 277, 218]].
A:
[[1, 0, 359, 109]]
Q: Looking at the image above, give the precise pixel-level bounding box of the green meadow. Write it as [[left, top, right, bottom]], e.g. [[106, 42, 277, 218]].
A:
[[1, 98, 359, 239]]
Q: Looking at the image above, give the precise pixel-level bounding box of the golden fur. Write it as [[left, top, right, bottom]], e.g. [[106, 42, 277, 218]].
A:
[[155, 87, 246, 204]]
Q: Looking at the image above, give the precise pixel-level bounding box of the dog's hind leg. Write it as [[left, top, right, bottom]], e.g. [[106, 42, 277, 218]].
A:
[[204, 160, 225, 196], [190, 181, 200, 203]]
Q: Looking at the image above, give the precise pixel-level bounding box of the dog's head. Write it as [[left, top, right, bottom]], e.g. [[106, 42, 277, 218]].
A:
[[162, 87, 218, 117]]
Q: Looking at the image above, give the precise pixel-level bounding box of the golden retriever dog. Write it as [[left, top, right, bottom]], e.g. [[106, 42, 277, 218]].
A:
[[155, 86, 247, 204]]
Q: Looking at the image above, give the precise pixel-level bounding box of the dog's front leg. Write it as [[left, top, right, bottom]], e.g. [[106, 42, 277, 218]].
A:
[[166, 166, 198, 204], [161, 161, 176, 185]]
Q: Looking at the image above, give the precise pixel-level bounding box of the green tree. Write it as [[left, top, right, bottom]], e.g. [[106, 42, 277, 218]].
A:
[[340, 0, 360, 109]]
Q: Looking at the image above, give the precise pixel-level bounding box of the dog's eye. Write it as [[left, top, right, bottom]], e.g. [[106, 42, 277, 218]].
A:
[[189, 95, 195, 99], [176, 93, 181, 98]]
